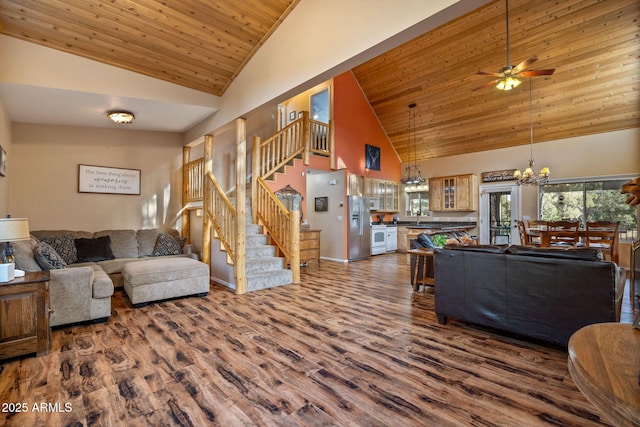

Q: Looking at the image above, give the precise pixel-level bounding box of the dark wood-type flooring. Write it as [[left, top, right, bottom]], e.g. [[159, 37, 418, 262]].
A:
[[1, 253, 637, 426]]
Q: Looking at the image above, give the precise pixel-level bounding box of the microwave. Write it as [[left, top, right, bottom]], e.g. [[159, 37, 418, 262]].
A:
[[368, 197, 380, 211]]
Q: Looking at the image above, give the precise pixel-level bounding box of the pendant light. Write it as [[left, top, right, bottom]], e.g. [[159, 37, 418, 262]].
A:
[[401, 103, 426, 190], [513, 79, 550, 185]]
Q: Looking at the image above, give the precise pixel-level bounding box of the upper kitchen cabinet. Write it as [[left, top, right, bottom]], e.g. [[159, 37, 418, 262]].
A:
[[363, 177, 399, 212], [429, 174, 478, 211], [347, 173, 364, 196]]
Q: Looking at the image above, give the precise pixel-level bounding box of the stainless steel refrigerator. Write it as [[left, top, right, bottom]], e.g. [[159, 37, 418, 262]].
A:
[[347, 196, 371, 261]]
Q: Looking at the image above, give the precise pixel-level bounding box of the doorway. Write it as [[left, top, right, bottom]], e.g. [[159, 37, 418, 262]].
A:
[[478, 184, 521, 245]]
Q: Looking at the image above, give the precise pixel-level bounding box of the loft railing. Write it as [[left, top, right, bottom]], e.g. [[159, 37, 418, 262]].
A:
[[204, 171, 237, 264], [184, 157, 205, 203]]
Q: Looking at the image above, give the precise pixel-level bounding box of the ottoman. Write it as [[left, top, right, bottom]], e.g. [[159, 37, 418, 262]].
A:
[[123, 257, 210, 307]]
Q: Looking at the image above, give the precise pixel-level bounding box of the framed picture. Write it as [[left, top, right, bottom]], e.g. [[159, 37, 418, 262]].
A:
[[0, 145, 6, 177], [298, 111, 303, 119], [78, 164, 141, 195], [315, 196, 328, 212], [634, 313, 640, 330], [289, 111, 296, 121], [365, 144, 381, 171]]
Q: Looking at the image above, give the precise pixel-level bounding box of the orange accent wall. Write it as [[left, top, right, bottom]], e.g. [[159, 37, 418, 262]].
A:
[[334, 72, 401, 181]]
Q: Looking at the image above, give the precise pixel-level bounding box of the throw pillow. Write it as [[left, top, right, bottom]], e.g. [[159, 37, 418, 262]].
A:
[[34, 242, 67, 270], [152, 232, 187, 256], [75, 236, 116, 262], [12, 236, 43, 272], [39, 235, 78, 265]]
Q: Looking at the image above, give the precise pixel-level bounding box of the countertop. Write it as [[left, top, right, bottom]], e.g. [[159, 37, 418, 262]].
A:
[[372, 222, 477, 230]]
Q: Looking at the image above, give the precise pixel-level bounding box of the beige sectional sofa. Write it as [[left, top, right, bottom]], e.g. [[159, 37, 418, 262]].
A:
[[13, 228, 198, 327]]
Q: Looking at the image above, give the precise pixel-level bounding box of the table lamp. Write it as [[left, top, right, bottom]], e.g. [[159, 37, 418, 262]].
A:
[[0, 216, 30, 282]]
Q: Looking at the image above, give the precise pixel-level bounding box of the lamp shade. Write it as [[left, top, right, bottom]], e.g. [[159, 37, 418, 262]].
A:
[[0, 218, 30, 242]]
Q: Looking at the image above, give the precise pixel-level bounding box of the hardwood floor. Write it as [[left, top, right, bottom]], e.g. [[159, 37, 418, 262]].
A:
[[0, 254, 635, 426]]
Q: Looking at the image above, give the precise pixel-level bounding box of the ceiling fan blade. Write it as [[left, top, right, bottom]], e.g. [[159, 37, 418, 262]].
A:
[[513, 56, 538, 73], [476, 71, 503, 77], [472, 79, 500, 91], [519, 69, 556, 77]]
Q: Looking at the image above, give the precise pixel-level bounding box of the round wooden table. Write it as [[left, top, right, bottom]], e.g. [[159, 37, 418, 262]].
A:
[[568, 322, 640, 426]]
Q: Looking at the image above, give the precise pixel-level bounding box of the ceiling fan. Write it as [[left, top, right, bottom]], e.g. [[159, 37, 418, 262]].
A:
[[473, 0, 555, 91]]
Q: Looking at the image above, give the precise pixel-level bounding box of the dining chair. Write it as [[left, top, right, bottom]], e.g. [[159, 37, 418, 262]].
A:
[[524, 219, 546, 246], [585, 221, 619, 264], [546, 220, 580, 248]]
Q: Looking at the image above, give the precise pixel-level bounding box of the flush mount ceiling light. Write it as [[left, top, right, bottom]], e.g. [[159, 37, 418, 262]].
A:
[[107, 111, 135, 124]]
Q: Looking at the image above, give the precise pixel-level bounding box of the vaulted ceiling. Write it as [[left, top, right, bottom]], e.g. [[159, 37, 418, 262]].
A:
[[0, 0, 638, 161], [0, 0, 299, 96], [352, 0, 640, 161]]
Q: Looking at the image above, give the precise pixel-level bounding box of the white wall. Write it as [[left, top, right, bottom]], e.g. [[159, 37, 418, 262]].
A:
[[307, 169, 347, 261], [10, 123, 184, 231]]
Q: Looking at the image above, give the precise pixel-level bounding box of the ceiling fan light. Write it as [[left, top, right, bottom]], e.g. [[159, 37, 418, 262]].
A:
[[107, 111, 135, 124], [497, 76, 521, 91]]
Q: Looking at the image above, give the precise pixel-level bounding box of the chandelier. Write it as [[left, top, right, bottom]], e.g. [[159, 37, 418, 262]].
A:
[[401, 103, 426, 188], [513, 80, 549, 185]]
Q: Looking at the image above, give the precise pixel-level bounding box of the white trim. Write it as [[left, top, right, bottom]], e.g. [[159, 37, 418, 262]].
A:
[[545, 174, 637, 185]]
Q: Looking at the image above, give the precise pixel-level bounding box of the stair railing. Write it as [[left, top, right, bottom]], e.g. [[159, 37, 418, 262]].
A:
[[255, 177, 300, 282], [205, 171, 237, 264]]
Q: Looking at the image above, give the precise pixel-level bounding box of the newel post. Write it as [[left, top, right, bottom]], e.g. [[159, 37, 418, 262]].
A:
[[290, 209, 300, 283], [235, 118, 247, 294], [302, 110, 310, 166], [182, 146, 191, 243], [201, 135, 214, 265]]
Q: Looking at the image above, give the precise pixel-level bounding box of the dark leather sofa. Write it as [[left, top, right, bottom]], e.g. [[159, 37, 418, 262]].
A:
[[434, 245, 625, 347]]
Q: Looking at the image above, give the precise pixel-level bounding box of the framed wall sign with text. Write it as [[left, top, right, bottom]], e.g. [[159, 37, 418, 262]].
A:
[[78, 164, 141, 195]]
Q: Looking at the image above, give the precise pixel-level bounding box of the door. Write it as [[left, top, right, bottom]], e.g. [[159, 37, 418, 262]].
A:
[[479, 184, 521, 245]]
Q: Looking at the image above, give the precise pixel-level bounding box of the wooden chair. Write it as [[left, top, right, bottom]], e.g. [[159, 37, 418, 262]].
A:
[[524, 220, 546, 246], [585, 221, 619, 264], [545, 220, 580, 248]]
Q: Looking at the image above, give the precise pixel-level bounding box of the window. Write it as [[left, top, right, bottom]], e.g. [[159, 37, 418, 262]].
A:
[[539, 178, 638, 242], [407, 191, 429, 216]]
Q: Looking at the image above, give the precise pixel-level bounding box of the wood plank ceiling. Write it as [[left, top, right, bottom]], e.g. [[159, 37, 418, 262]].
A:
[[0, 0, 638, 161], [0, 0, 299, 96], [352, 0, 640, 161]]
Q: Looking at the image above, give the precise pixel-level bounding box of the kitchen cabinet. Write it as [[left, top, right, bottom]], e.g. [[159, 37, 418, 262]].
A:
[[347, 173, 363, 196], [386, 226, 398, 252], [429, 174, 478, 211], [363, 178, 400, 212], [397, 226, 409, 252]]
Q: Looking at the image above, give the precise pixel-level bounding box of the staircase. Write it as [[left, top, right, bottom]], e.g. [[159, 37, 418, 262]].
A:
[[235, 197, 293, 292], [185, 113, 332, 294]]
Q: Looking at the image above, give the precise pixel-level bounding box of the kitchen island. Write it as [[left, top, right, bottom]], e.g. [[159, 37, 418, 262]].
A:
[[390, 222, 477, 253]]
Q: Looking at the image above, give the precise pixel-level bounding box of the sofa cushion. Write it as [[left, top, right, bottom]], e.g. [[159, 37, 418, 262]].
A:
[[13, 236, 43, 272], [34, 242, 67, 270], [94, 230, 139, 258], [506, 245, 603, 261], [75, 236, 116, 262], [39, 235, 78, 264], [152, 232, 187, 256], [137, 229, 160, 257]]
